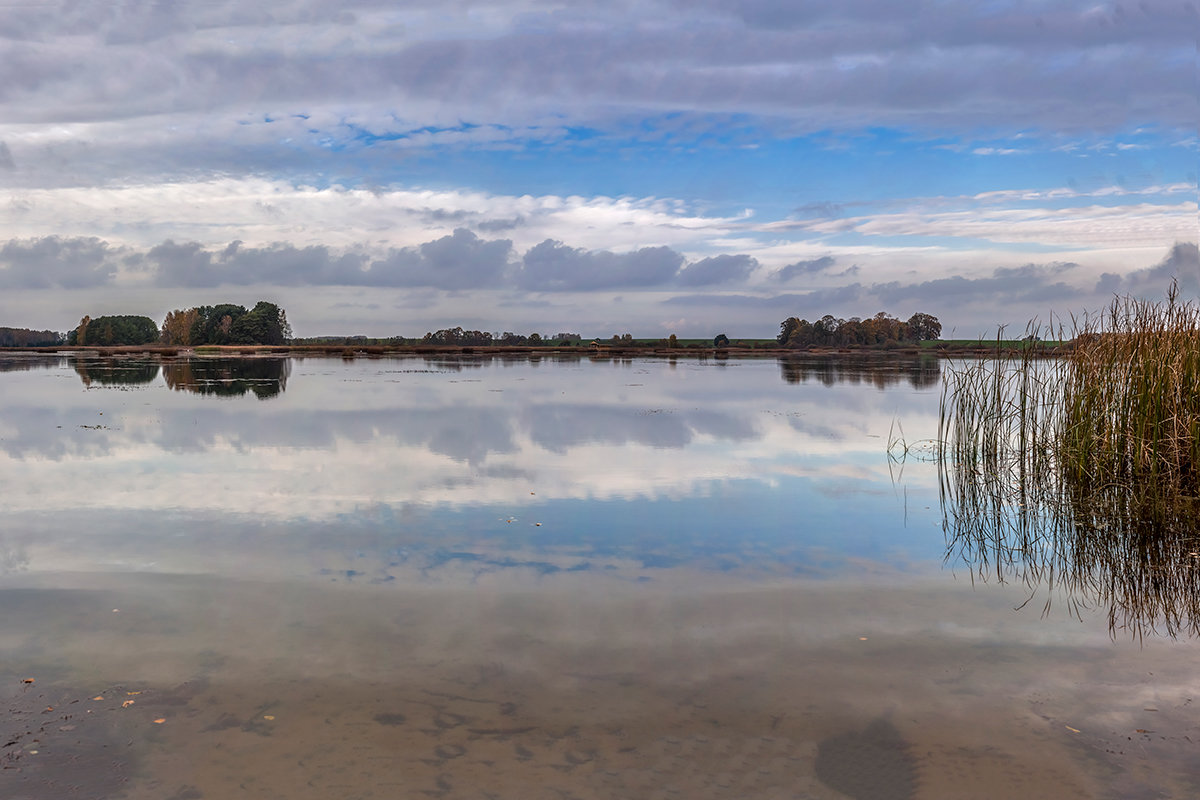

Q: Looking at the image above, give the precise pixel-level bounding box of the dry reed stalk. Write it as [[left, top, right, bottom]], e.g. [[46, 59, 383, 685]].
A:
[[937, 285, 1200, 638]]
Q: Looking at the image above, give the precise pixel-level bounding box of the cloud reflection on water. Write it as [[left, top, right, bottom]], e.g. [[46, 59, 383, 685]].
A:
[[0, 354, 941, 521]]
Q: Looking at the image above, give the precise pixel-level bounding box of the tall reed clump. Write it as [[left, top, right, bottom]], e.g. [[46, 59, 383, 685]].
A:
[[1059, 285, 1200, 498], [937, 285, 1200, 638]]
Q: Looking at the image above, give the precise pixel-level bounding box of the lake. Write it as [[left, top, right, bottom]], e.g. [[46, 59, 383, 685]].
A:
[[1, 352, 1195, 799]]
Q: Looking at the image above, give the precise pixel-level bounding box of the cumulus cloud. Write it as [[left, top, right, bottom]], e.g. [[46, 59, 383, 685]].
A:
[[1098, 241, 1200, 295], [870, 262, 1083, 309], [368, 229, 513, 289], [517, 240, 684, 291], [0, 236, 118, 289], [775, 256, 836, 282], [675, 254, 758, 286], [147, 241, 217, 287]]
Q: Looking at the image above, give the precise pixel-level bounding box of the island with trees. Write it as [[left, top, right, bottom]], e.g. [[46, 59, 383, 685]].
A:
[[60, 301, 291, 347]]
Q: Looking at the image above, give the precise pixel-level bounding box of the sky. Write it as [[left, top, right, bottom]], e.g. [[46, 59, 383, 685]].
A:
[[0, 0, 1195, 339]]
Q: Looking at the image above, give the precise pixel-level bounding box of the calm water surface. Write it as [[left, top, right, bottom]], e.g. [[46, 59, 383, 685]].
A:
[[0, 353, 1195, 799]]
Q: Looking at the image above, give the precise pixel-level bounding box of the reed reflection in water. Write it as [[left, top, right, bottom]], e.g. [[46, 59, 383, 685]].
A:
[[941, 450, 1200, 639]]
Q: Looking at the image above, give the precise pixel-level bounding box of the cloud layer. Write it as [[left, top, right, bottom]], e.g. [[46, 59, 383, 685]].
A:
[[0, 0, 1192, 186]]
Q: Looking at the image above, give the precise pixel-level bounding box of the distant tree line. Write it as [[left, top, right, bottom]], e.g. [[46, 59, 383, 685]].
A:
[[777, 312, 941, 348], [0, 327, 64, 347], [420, 328, 582, 346], [291, 335, 407, 346]]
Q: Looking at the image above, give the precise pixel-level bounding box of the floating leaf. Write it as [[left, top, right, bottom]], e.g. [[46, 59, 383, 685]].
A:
[[153, 719, 166, 724], [263, 715, 275, 721], [122, 700, 135, 708]]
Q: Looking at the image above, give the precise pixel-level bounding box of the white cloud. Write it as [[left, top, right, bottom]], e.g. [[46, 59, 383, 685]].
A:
[[776, 203, 1196, 249], [0, 179, 748, 255]]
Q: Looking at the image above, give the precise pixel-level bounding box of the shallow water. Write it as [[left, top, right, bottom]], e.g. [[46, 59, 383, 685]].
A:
[[0, 353, 1195, 799]]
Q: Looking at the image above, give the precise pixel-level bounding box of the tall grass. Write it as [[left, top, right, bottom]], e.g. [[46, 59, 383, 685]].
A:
[[938, 286, 1200, 638], [1060, 285, 1200, 496]]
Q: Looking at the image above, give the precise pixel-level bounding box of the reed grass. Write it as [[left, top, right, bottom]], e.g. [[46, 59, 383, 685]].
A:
[[937, 285, 1200, 638]]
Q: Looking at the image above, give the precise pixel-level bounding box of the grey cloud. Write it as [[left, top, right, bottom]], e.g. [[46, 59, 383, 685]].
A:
[[148, 240, 218, 287], [1103, 241, 1200, 295], [775, 256, 836, 282], [373, 1, 1190, 133], [871, 263, 1081, 308], [368, 229, 512, 289], [694, 0, 1193, 47], [676, 254, 758, 286], [0, 236, 117, 289], [219, 241, 369, 286], [476, 216, 525, 232], [662, 292, 834, 309], [1095, 271, 1124, 295], [665, 260, 1086, 322], [151, 239, 369, 288], [423, 209, 474, 224], [146, 231, 506, 289], [0, 142, 13, 171], [518, 240, 684, 291], [0, 0, 1187, 149]]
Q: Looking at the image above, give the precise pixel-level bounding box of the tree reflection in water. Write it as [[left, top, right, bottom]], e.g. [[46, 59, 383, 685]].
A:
[[779, 354, 941, 389], [74, 356, 161, 386], [0, 354, 67, 373], [162, 357, 290, 399]]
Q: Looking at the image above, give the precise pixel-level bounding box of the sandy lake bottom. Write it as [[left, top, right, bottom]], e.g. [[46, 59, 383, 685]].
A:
[[3, 569, 1197, 800]]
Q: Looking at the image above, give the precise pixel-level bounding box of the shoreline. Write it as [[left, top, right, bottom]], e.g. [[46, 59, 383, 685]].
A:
[[0, 341, 1069, 359]]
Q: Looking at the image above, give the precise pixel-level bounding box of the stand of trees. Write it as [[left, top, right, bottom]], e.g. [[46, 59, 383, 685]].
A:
[[0, 327, 64, 347], [67, 315, 159, 346], [162, 301, 291, 346], [778, 312, 941, 348], [188, 301, 290, 346], [59, 301, 290, 347]]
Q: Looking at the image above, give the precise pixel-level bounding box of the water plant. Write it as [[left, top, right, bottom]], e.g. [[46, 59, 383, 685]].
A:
[[937, 285, 1200, 638]]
